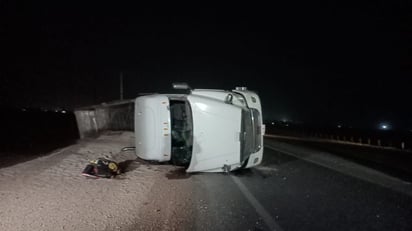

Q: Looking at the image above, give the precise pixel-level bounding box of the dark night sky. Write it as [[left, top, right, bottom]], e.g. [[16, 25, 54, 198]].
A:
[[1, 2, 409, 130]]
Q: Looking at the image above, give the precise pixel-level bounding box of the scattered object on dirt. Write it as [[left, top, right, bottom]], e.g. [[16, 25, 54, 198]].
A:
[[121, 146, 136, 152], [81, 158, 120, 178]]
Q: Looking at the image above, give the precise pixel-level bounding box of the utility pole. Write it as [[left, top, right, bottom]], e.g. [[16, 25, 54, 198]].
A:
[[120, 72, 124, 100]]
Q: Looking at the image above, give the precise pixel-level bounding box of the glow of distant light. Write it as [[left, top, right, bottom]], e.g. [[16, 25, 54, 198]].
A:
[[379, 123, 391, 130]]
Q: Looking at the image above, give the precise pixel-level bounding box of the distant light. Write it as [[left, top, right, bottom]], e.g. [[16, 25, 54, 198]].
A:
[[282, 118, 288, 123], [337, 124, 342, 128], [61, 110, 67, 114], [21, 108, 27, 112], [285, 124, 289, 127], [271, 122, 275, 125], [379, 123, 391, 130]]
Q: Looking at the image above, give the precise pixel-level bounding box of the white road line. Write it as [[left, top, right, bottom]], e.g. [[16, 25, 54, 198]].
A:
[[230, 175, 284, 231], [265, 144, 412, 197], [256, 166, 279, 172]]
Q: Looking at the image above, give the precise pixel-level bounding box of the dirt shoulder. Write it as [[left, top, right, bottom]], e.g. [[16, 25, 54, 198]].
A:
[[0, 131, 193, 231]]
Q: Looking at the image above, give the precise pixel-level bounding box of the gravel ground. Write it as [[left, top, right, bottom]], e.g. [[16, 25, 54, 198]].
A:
[[0, 131, 190, 231]]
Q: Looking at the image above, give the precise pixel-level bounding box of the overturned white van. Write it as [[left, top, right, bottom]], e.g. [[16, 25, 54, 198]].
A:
[[134, 83, 264, 172]]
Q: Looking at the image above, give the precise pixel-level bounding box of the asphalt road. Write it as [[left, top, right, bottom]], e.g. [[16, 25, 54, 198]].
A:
[[160, 138, 412, 231]]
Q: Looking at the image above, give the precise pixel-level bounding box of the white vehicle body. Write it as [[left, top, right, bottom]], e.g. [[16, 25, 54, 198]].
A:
[[134, 86, 264, 172]]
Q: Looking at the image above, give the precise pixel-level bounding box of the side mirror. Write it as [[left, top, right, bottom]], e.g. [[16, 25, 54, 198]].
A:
[[172, 82, 191, 90]]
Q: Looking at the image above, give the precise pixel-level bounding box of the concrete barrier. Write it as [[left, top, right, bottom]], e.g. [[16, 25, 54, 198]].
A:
[[74, 99, 134, 139]]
